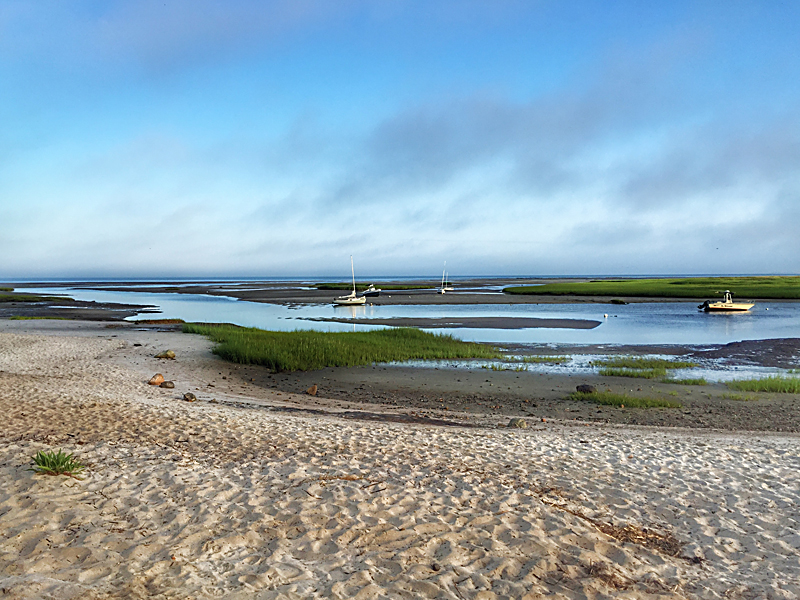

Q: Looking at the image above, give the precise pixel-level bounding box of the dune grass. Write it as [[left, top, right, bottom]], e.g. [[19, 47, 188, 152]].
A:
[[504, 276, 800, 299], [183, 323, 501, 371], [726, 376, 800, 393], [569, 391, 681, 408], [29, 449, 85, 479], [315, 283, 434, 291], [9, 316, 68, 320]]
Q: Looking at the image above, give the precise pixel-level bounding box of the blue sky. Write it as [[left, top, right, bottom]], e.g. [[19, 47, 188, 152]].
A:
[[2, 1, 799, 278]]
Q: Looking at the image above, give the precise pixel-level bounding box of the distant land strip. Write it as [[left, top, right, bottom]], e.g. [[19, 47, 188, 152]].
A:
[[503, 276, 800, 299], [308, 317, 602, 330]]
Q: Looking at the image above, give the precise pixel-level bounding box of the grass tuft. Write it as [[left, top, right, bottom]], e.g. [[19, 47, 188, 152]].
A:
[[598, 367, 667, 379], [569, 391, 681, 408], [593, 356, 698, 369], [183, 323, 501, 371], [29, 449, 86, 479], [726, 376, 800, 393]]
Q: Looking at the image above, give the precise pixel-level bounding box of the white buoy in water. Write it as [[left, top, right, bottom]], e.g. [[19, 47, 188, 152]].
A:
[[604, 314, 608, 318]]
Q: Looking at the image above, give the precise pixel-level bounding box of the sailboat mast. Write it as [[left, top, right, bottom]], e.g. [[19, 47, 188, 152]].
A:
[[351, 255, 356, 294]]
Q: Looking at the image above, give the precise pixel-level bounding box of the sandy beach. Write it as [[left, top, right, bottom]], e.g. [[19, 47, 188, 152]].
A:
[[1, 319, 799, 599]]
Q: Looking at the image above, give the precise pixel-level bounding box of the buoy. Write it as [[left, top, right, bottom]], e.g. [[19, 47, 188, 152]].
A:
[[604, 314, 608, 318]]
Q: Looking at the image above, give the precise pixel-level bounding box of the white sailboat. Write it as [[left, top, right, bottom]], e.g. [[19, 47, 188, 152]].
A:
[[438, 262, 454, 294], [334, 256, 367, 305]]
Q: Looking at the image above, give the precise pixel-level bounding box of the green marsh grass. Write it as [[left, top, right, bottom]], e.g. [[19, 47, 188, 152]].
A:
[[183, 323, 501, 371], [663, 377, 707, 385], [722, 393, 759, 402], [726, 376, 800, 394], [29, 449, 85, 479], [0, 293, 73, 303], [315, 283, 434, 291], [569, 391, 681, 408], [0, 287, 11, 292], [9, 316, 67, 320], [519, 355, 570, 364], [504, 276, 800, 299], [593, 356, 698, 380]]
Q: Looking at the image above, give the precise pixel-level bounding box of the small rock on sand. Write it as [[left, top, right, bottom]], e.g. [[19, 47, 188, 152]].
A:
[[148, 373, 165, 386], [155, 350, 176, 359], [576, 384, 597, 394], [160, 381, 175, 389], [508, 417, 527, 428], [183, 392, 197, 402], [307, 385, 318, 396]]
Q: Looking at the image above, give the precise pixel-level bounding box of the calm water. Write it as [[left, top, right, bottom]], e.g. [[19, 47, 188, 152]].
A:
[[18, 286, 800, 347]]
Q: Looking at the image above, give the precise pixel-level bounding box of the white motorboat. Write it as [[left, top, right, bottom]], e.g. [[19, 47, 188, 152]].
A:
[[362, 284, 381, 297], [334, 256, 367, 305], [698, 290, 754, 312]]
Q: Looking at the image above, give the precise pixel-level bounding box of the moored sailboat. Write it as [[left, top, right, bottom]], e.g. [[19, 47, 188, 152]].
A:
[[334, 256, 367, 306]]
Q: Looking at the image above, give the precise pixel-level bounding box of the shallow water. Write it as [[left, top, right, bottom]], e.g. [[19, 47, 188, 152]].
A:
[[18, 286, 800, 347]]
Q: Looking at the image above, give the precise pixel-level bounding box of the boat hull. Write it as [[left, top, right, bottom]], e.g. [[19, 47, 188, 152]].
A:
[[334, 296, 366, 306], [703, 303, 754, 312]]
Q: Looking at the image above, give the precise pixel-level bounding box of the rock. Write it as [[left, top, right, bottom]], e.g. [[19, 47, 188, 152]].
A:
[[148, 373, 164, 386], [576, 384, 597, 394], [307, 385, 318, 396], [155, 350, 176, 359], [183, 392, 197, 402], [508, 417, 527, 429], [160, 381, 175, 389]]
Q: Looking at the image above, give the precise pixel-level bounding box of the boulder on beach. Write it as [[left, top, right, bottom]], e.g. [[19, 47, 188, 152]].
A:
[[183, 392, 197, 402], [576, 384, 597, 394], [508, 417, 527, 429], [307, 384, 318, 396], [148, 373, 164, 386], [160, 381, 175, 389], [155, 350, 176, 359]]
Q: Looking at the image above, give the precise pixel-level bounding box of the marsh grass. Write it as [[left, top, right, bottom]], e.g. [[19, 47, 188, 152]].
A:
[[593, 357, 698, 369], [0, 287, 11, 292], [519, 355, 570, 364], [663, 377, 708, 385], [135, 318, 186, 324], [504, 276, 800, 299], [569, 391, 681, 408], [9, 316, 67, 320], [593, 356, 698, 380], [598, 367, 667, 379], [0, 293, 73, 303], [726, 376, 800, 394], [315, 283, 433, 291], [29, 449, 85, 479], [183, 323, 501, 371], [482, 364, 527, 372], [722, 393, 759, 402]]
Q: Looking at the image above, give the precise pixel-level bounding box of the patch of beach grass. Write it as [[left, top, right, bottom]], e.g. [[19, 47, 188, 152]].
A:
[[598, 367, 667, 379], [503, 276, 800, 299], [722, 393, 759, 402], [9, 315, 68, 320], [482, 363, 527, 372], [726, 376, 800, 394], [569, 391, 681, 408], [183, 323, 501, 371], [29, 449, 85, 479], [0, 287, 12, 292]]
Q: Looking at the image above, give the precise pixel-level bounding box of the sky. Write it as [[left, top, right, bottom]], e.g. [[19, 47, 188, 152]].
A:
[[1, 0, 799, 279]]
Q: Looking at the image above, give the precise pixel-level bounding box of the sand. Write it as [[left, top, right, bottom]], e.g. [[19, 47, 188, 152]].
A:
[[1, 321, 799, 599]]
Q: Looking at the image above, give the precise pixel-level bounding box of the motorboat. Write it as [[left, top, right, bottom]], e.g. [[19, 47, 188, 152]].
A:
[[698, 290, 754, 312], [362, 284, 381, 297], [334, 256, 367, 306]]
